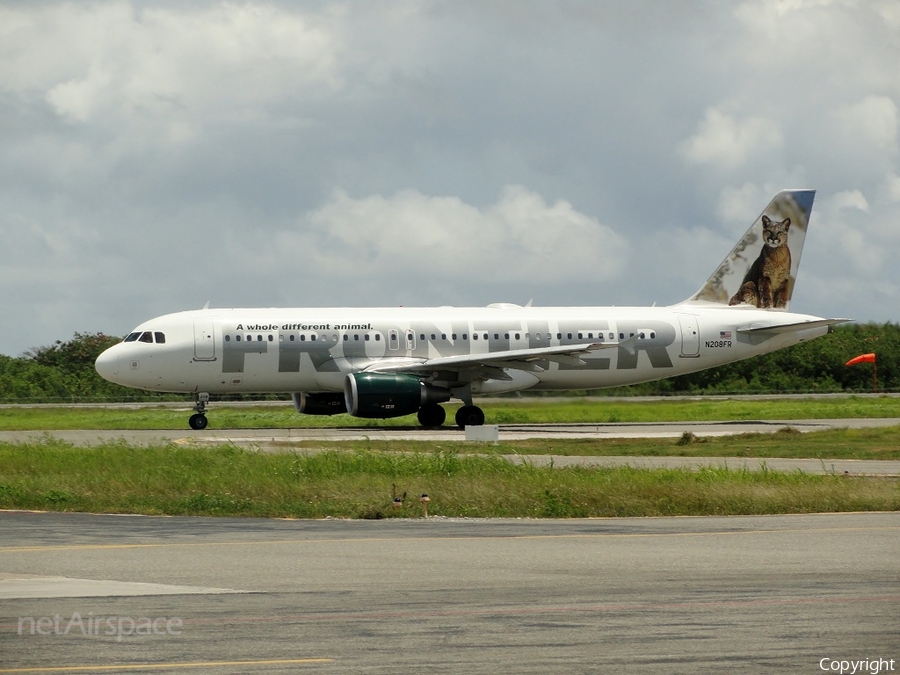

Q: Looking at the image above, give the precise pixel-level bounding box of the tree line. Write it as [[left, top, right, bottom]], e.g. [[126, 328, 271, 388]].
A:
[[0, 324, 894, 403]]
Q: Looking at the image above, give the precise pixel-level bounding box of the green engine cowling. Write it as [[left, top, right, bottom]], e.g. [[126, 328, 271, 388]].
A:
[[344, 373, 451, 419]]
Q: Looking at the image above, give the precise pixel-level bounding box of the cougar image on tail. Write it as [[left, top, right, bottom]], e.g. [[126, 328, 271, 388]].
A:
[[728, 215, 791, 308]]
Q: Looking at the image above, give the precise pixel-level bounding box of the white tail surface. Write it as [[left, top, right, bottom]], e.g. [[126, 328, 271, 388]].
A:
[[686, 189, 815, 310]]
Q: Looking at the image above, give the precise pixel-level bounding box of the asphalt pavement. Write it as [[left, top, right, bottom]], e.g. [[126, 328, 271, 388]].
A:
[[1, 511, 898, 674]]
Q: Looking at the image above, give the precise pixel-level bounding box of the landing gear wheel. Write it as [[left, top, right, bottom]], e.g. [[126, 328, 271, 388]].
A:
[[455, 405, 485, 429], [188, 413, 208, 430], [189, 392, 211, 430], [417, 404, 446, 428]]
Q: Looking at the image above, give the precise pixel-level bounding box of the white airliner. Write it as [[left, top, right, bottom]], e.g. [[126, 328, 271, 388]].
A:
[[96, 189, 845, 430]]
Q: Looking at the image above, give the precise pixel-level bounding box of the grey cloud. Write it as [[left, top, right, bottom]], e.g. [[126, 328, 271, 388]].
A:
[[0, 1, 898, 355]]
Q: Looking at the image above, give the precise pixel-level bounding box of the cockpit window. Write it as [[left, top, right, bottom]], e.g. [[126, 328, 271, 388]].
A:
[[123, 330, 166, 344]]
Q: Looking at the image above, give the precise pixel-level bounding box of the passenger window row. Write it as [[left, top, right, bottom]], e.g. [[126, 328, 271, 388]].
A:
[[123, 329, 649, 349], [225, 334, 275, 343], [224, 333, 386, 343], [217, 330, 651, 346]]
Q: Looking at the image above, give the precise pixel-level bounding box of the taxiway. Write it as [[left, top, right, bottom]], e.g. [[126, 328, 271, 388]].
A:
[[0, 511, 898, 673]]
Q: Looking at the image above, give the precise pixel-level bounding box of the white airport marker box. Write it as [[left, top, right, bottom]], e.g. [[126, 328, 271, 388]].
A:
[[464, 425, 499, 443]]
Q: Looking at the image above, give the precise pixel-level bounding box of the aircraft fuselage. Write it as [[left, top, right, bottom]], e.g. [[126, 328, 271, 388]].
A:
[[95, 304, 828, 395]]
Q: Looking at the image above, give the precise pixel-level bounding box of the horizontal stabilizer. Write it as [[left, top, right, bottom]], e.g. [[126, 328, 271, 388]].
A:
[[736, 318, 849, 335]]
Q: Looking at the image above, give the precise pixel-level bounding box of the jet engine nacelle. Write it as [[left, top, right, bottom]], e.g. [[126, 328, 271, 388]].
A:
[[292, 392, 348, 416], [344, 373, 451, 419]]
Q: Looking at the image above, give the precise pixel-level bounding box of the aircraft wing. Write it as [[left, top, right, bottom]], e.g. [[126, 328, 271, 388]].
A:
[[364, 341, 617, 378]]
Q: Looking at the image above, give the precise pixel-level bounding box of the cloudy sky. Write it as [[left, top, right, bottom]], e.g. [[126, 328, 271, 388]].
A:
[[1, 0, 898, 356]]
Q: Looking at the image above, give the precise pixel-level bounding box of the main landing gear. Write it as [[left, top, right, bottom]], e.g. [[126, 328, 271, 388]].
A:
[[417, 403, 446, 428], [416, 403, 486, 429], [189, 392, 210, 430], [454, 404, 485, 429]]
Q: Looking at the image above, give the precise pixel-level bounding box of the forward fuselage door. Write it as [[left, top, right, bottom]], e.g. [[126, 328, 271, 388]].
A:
[[193, 319, 216, 361], [678, 314, 700, 358]]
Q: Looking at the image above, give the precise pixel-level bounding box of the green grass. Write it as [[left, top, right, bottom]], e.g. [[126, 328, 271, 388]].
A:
[[2, 394, 900, 430], [2, 396, 898, 519], [0, 440, 897, 519]]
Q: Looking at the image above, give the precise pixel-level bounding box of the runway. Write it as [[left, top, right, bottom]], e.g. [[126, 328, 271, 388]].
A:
[[4, 418, 900, 475], [0, 511, 898, 673], [3, 416, 900, 446]]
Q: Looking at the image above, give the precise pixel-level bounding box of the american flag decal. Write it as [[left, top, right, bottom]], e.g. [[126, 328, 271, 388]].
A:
[[720, 331, 732, 339]]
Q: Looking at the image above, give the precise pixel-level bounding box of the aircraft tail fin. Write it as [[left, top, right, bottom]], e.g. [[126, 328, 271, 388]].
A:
[[685, 189, 816, 310]]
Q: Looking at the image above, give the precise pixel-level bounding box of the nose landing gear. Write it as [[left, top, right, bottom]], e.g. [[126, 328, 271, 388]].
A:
[[189, 392, 210, 430]]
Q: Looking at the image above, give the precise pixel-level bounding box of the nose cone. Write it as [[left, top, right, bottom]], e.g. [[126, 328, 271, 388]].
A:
[[95, 346, 121, 384]]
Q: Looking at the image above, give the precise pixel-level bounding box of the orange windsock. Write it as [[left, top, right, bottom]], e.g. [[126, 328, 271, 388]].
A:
[[846, 353, 876, 366]]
